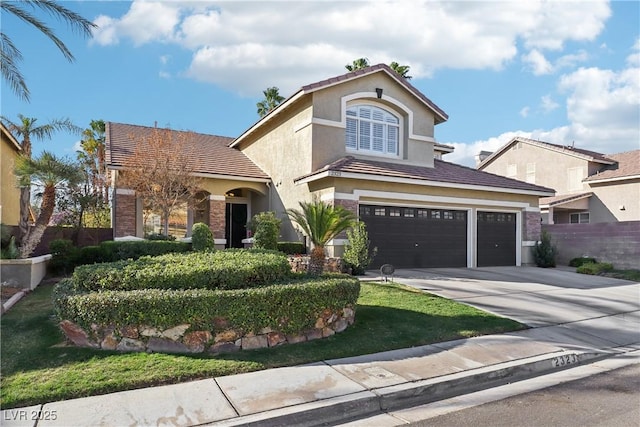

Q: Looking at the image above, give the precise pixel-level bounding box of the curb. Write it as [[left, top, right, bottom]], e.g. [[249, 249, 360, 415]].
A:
[[207, 349, 617, 427], [1, 290, 26, 315]]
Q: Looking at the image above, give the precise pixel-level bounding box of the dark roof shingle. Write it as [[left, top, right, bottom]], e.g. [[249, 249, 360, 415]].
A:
[[296, 156, 554, 194], [106, 122, 268, 180], [584, 150, 640, 182]]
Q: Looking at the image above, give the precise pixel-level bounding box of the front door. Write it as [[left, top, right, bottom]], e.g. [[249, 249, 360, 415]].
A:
[[225, 203, 248, 248]]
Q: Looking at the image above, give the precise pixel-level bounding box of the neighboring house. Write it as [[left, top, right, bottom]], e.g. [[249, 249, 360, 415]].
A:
[[477, 137, 640, 224], [0, 123, 21, 227], [107, 64, 554, 268]]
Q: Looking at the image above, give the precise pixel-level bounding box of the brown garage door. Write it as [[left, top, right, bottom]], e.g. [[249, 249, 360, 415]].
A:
[[477, 211, 516, 267], [360, 205, 467, 269]]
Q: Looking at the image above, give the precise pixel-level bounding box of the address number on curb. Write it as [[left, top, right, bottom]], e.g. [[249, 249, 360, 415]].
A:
[[551, 353, 580, 368]]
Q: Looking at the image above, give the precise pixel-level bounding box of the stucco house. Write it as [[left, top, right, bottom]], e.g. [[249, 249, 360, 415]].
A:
[[477, 137, 640, 224], [107, 64, 554, 268], [1, 122, 21, 227]]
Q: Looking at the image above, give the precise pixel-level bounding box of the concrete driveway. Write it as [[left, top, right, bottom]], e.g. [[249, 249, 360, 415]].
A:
[[390, 266, 640, 351]]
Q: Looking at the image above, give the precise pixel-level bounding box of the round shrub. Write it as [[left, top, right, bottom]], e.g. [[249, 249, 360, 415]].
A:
[[192, 222, 214, 251], [249, 212, 281, 250]]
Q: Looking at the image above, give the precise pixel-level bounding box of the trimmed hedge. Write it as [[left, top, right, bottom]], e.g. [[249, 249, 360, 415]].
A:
[[99, 240, 191, 261], [71, 249, 292, 291], [277, 241, 306, 255], [53, 274, 360, 335]]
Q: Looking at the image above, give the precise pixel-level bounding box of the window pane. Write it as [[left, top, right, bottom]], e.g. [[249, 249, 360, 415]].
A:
[[387, 126, 398, 154], [389, 208, 401, 217], [374, 207, 385, 216], [346, 108, 357, 117], [372, 108, 384, 121], [359, 107, 371, 119], [372, 123, 384, 151], [359, 121, 371, 150], [346, 117, 357, 149]]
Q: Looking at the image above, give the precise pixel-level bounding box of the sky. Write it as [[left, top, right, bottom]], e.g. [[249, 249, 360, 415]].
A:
[[1, 0, 639, 167]]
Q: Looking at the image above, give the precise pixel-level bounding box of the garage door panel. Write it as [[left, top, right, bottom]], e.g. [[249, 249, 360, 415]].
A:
[[361, 205, 467, 269], [477, 211, 516, 267]]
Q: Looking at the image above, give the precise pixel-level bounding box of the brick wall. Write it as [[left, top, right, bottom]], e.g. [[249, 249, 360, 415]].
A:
[[523, 211, 541, 241], [333, 198, 359, 240], [543, 221, 640, 269], [209, 198, 226, 239], [114, 192, 137, 237]]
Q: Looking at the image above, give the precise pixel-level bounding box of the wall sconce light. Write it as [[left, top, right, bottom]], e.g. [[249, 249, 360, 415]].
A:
[[375, 88, 383, 99]]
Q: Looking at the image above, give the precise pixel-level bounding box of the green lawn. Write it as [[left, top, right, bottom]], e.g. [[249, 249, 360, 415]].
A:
[[1, 279, 524, 408]]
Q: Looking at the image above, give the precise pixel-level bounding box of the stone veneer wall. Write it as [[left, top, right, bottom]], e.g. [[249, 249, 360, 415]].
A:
[[287, 256, 344, 273], [209, 198, 226, 239], [59, 305, 356, 354], [523, 210, 542, 241]]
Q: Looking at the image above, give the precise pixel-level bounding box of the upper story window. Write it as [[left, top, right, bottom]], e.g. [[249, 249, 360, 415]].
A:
[[346, 105, 399, 156]]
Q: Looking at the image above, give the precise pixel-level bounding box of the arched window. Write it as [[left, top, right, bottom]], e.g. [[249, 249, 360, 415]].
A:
[[346, 105, 399, 156]]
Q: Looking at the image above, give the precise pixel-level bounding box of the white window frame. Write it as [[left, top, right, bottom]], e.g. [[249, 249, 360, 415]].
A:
[[570, 212, 590, 224], [345, 104, 401, 158]]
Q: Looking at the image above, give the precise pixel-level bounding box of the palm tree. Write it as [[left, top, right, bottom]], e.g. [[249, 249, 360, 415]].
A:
[[1, 114, 82, 246], [389, 61, 412, 79], [287, 200, 356, 275], [257, 87, 285, 117], [1, 0, 96, 101], [345, 57, 370, 72], [79, 119, 108, 203], [14, 152, 82, 258]]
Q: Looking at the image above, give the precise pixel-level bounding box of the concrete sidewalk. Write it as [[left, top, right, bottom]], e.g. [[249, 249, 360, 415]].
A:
[[2, 318, 638, 427]]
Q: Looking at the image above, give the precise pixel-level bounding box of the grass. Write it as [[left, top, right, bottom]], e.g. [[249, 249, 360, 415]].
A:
[[603, 269, 640, 282], [1, 279, 523, 409]]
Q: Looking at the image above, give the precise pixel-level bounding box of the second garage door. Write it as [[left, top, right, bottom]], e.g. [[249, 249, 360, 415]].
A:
[[477, 211, 516, 267], [360, 205, 467, 269]]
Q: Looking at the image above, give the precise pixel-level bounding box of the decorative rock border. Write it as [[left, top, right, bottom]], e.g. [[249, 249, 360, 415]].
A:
[[59, 306, 356, 354], [287, 256, 344, 273]]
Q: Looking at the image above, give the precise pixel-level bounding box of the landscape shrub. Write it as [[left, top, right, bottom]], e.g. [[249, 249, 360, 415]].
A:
[[71, 249, 292, 292], [53, 274, 360, 334], [48, 239, 80, 274], [532, 230, 557, 268], [577, 262, 614, 275], [249, 211, 281, 250], [98, 240, 191, 262], [343, 222, 377, 275], [569, 257, 597, 267], [277, 241, 306, 255], [191, 222, 215, 251], [145, 233, 176, 241]]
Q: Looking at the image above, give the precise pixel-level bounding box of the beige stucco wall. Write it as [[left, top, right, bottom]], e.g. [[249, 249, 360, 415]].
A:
[[1, 135, 21, 226], [481, 143, 598, 194], [587, 180, 640, 222]]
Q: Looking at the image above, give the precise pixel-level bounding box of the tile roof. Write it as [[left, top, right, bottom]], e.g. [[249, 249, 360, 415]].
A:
[[539, 192, 593, 207], [584, 149, 640, 182], [300, 63, 448, 123], [105, 122, 269, 180], [295, 156, 554, 194]]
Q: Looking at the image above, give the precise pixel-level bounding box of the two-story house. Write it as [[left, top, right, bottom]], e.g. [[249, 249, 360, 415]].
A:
[[477, 137, 640, 224], [107, 64, 554, 268]]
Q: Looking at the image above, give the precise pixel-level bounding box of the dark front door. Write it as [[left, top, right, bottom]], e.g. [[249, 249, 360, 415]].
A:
[[477, 211, 516, 267], [225, 203, 247, 248], [360, 205, 467, 269]]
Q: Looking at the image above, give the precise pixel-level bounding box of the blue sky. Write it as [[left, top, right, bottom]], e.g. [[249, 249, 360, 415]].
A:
[[2, 0, 639, 167]]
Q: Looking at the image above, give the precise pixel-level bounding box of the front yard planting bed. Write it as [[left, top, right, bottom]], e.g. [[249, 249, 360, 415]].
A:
[[1, 279, 524, 409], [53, 250, 359, 354]]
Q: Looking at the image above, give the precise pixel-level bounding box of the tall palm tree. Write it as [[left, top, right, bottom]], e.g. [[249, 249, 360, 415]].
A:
[[389, 61, 412, 79], [14, 152, 82, 258], [79, 119, 108, 203], [1, 0, 96, 101], [257, 87, 285, 118], [345, 57, 370, 72], [1, 114, 81, 245], [287, 200, 356, 275]]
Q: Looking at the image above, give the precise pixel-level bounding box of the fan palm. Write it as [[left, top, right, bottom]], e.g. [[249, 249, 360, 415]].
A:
[[345, 57, 370, 72], [14, 151, 82, 258], [1, 114, 81, 246], [257, 87, 285, 118], [389, 61, 412, 79], [287, 200, 356, 275], [1, 0, 96, 101]]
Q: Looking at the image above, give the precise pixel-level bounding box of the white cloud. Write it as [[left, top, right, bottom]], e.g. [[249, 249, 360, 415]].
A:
[[91, 1, 611, 94], [522, 49, 553, 75], [540, 95, 560, 113], [519, 106, 530, 118], [444, 131, 533, 167]]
